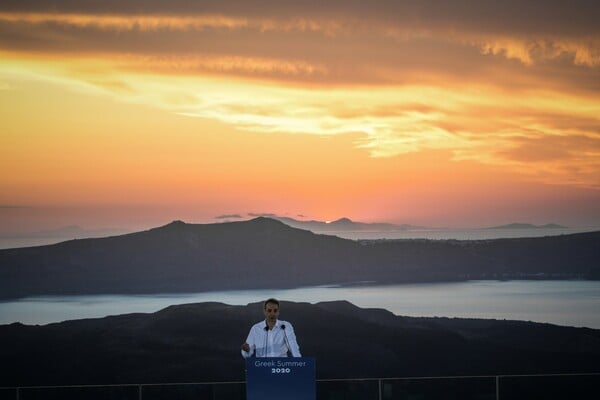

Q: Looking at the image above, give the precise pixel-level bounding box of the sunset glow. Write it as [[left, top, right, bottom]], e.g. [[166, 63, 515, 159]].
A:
[[1, 1, 599, 233]]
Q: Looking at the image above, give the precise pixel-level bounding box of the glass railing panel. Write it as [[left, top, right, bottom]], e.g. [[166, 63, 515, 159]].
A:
[[141, 382, 245, 400], [317, 379, 379, 400], [381, 376, 496, 400], [499, 374, 599, 400], [18, 385, 139, 400]]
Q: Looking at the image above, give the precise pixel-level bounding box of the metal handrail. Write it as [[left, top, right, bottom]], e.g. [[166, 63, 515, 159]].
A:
[[2, 372, 599, 400], [317, 371, 600, 382]]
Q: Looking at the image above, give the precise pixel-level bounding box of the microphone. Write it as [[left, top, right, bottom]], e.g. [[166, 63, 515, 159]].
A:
[[281, 324, 291, 356], [264, 324, 269, 357]]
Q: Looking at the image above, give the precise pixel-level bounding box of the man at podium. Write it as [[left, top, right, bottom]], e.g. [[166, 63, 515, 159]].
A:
[[241, 298, 302, 358]]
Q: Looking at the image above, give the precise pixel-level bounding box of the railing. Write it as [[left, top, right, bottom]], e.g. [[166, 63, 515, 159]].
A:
[[1, 372, 598, 400]]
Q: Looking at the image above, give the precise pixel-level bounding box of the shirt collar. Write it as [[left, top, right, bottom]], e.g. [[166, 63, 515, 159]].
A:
[[265, 319, 280, 330]]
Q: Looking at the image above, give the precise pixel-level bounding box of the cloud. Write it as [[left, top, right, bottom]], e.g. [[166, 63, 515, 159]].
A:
[[0, 1, 597, 34], [0, 2, 597, 110], [0, 12, 250, 32], [1, 1, 598, 188], [247, 213, 278, 218], [1, 1, 598, 73], [474, 36, 600, 67], [499, 135, 600, 162], [214, 214, 243, 219], [489, 135, 600, 187]]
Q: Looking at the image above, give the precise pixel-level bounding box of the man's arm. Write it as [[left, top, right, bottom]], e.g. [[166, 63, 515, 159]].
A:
[[241, 326, 255, 358], [286, 324, 302, 357]]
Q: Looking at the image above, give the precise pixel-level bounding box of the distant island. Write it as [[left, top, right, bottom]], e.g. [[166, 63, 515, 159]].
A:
[[0, 218, 598, 300], [271, 216, 423, 232], [1, 301, 598, 387], [231, 214, 568, 233], [485, 223, 567, 230], [3, 217, 584, 249]]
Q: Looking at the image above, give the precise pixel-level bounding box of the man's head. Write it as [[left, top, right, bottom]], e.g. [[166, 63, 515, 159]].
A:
[[263, 298, 280, 325]]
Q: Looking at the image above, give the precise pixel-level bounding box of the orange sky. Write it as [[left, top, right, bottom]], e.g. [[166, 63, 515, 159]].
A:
[[1, 1, 599, 232]]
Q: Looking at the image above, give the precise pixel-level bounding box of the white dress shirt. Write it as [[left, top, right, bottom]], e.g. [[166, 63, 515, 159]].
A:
[[241, 319, 301, 358]]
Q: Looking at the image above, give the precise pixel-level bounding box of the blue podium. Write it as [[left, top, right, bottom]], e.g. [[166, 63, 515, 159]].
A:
[[245, 357, 315, 400]]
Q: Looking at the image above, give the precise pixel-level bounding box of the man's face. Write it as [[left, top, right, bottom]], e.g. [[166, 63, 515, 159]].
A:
[[263, 302, 280, 323]]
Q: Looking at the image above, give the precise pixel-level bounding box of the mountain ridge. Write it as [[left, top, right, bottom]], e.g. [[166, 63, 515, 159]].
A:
[[0, 218, 598, 300], [1, 300, 598, 386]]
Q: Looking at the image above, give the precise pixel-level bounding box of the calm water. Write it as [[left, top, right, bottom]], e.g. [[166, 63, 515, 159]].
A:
[[1, 280, 599, 329]]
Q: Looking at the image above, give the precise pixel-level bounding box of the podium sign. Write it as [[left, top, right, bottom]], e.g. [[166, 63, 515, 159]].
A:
[[245, 357, 315, 400]]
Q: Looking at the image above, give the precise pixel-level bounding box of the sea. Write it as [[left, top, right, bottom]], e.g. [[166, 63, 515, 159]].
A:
[[1, 280, 599, 329], [1, 226, 599, 329]]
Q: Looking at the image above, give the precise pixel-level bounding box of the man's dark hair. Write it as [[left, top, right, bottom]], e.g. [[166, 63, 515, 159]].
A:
[[263, 298, 280, 309]]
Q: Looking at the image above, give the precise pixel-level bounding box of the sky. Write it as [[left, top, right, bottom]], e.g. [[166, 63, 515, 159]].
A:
[[1, 0, 599, 233]]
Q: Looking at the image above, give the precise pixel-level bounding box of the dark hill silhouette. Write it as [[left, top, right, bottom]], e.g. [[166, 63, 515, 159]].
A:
[[0, 218, 598, 299], [1, 301, 598, 387]]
